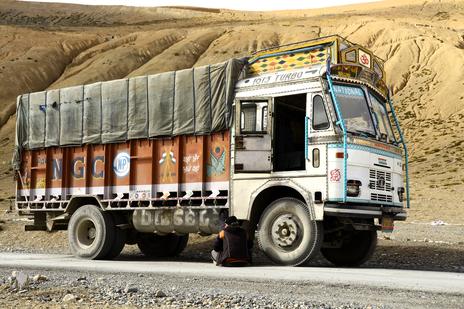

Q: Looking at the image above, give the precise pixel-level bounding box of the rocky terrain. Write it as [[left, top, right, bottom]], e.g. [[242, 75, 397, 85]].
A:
[[1, 267, 463, 309], [0, 0, 463, 222]]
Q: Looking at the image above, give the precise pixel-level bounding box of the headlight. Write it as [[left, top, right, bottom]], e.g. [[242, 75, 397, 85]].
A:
[[397, 187, 405, 202], [347, 180, 362, 197]]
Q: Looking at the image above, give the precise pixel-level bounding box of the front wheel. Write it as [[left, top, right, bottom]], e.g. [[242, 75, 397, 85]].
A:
[[256, 198, 323, 266], [321, 230, 377, 267]]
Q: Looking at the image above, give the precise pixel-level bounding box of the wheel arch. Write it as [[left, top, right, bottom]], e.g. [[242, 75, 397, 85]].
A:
[[247, 181, 315, 232], [65, 195, 104, 215]]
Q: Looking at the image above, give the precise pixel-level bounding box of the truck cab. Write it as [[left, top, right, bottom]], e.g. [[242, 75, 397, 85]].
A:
[[231, 35, 409, 266]]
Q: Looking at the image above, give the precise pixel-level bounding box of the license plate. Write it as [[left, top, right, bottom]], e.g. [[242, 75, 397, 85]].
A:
[[381, 217, 394, 232]]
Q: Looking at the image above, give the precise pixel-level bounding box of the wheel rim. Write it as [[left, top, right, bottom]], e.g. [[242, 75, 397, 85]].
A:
[[270, 213, 302, 250], [76, 219, 97, 248]]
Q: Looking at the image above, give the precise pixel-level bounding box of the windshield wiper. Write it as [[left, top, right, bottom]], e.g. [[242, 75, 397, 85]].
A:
[[350, 130, 377, 139]]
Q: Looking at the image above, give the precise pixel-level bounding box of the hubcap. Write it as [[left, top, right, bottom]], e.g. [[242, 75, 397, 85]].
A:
[[76, 219, 97, 248], [271, 214, 299, 247]]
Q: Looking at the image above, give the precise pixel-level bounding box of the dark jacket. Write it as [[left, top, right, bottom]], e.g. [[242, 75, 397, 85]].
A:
[[214, 224, 252, 266]]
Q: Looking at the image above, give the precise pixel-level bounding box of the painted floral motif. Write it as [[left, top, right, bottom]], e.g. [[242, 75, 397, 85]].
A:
[[183, 153, 200, 174]]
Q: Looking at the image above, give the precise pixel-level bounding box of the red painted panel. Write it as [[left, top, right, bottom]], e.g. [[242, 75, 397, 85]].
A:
[[206, 131, 230, 183], [181, 136, 204, 184], [18, 131, 231, 200], [68, 147, 86, 189]]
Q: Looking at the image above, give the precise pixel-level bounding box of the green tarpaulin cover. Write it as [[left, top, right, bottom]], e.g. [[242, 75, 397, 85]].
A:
[[13, 58, 246, 169]]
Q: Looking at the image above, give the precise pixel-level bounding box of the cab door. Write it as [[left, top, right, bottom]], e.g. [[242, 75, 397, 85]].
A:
[[306, 92, 331, 175], [234, 98, 272, 172]]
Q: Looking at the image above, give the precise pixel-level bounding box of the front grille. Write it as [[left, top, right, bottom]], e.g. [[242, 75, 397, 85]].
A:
[[371, 193, 393, 202], [369, 169, 393, 202], [369, 169, 392, 191]]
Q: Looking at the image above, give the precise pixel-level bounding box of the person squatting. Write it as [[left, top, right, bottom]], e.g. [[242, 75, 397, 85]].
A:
[[211, 216, 252, 266]]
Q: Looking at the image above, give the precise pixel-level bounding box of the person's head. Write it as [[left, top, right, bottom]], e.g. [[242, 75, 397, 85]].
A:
[[224, 216, 239, 227]]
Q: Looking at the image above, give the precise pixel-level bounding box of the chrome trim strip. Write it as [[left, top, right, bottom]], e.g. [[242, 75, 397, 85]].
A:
[[324, 207, 381, 215]]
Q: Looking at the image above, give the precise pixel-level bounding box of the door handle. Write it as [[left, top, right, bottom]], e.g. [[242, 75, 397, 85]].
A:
[[235, 136, 245, 150]]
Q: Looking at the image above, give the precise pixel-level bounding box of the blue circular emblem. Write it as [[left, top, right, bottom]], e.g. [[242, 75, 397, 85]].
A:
[[113, 152, 130, 177]]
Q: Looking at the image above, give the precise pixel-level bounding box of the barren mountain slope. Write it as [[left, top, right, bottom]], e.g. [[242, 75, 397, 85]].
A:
[[0, 0, 463, 222]]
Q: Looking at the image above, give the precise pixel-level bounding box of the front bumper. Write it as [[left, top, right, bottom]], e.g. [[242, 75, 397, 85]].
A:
[[324, 202, 407, 221]]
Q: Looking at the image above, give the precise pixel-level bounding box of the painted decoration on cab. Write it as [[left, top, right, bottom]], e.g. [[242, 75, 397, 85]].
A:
[[113, 152, 130, 177], [358, 49, 371, 68], [207, 146, 226, 177], [330, 169, 341, 182]]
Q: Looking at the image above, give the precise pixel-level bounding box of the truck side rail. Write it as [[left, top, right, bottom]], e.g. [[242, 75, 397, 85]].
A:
[[16, 196, 229, 214], [326, 57, 348, 203], [387, 97, 410, 209]]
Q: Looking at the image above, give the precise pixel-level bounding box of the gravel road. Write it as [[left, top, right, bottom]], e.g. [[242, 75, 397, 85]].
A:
[[1, 267, 463, 309], [2, 252, 463, 294]]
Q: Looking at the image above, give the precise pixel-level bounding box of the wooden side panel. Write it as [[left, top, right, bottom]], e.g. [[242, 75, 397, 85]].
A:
[[132, 140, 153, 185], [31, 150, 47, 196], [67, 147, 86, 195], [48, 147, 64, 198], [205, 131, 230, 184], [17, 150, 32, 198], [130, 139, 153, 199], [18, 131, 231, 201], [112, 142, 130, 189], [180, 135, 205, 189], [154, 138, 179, 186], [88, 145, 105, 195]]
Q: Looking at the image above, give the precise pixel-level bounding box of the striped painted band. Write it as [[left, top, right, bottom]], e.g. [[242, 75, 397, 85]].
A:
[[328, 198, 403, 207], [328, 143, 402, 159]]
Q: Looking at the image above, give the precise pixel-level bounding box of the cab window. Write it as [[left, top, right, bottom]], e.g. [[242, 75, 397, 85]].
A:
[[312, 95, 330, 130], [369, 93, 395, 143], [240, 101, 268, 134]]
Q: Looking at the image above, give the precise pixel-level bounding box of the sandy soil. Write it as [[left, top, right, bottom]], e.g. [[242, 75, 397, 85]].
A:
[[0, 0, 463, 224]]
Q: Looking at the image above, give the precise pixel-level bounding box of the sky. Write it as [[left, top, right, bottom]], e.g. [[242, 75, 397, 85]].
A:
[[24, 0, 381, 11]]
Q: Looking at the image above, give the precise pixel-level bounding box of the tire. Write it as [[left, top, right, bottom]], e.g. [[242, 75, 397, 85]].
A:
[[321, 230, 377, 267], [137, 233, 189, 258], [104, 213, 127, 259], [256, 198, 323, 266], [172, 234, 189, 256], [68, 205, 114, 260]]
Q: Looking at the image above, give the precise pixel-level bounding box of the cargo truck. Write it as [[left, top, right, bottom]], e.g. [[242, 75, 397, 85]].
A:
[[13, 35, 409, 266]]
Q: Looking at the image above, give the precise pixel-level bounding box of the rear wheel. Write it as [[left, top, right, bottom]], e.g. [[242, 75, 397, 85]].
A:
[[137, 233, 189, 258], [68, 205, 114, 260], [257, 198, 323, 266], [321, 230, 377, 267], [173, 234, 189, 256], [103, 213, 127, 259]]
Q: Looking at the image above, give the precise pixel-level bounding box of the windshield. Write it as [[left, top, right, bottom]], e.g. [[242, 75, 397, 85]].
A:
[[369, 92, 396, 143], [333, 84, 376, 137]]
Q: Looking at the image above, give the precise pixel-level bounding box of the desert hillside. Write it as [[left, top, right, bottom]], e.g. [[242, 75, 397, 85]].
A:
[[0, 0, 463, 222]]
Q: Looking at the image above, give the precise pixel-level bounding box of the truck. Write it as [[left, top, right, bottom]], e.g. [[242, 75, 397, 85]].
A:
[[13, 35, 409, 266]]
